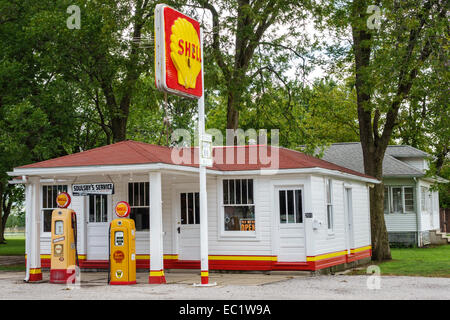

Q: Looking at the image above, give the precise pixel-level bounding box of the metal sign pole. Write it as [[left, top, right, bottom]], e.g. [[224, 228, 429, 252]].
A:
[[197, 27, 215, 287]]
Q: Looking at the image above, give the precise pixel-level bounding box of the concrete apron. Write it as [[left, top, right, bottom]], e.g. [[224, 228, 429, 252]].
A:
[[7, 270, 308, 287]]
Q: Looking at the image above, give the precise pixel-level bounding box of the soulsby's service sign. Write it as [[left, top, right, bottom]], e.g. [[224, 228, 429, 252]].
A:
[[72, 183, 114, 196], [154, 4, 203, 99]]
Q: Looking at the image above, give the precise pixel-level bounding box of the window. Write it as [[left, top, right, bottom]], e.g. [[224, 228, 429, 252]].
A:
[[128, 182, 149, 231], [421, 186, 430, 212], [384, 186, 415, 214], [404, 187, 414, 212], [180, 192, 200, 224], [223, 179, 255, 231], [384, 186, 390, 213], [279, 189, 303, 224], [42, 185, 68, 233], [392, 187, 403, 213], [326, 179, 333, 230], [89, 194, 108, 222]]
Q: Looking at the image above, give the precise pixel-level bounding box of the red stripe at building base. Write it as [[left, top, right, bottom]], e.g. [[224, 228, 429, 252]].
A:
[[28, 268, 43, 282], [149, 270, 166, 284]]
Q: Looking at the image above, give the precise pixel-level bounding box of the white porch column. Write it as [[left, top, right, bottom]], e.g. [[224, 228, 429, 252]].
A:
[[27, 177, 42, 282], [148, 171, 165, 284]]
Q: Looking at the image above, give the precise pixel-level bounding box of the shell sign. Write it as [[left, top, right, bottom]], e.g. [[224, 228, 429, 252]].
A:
[[155, 4, 203, 99]]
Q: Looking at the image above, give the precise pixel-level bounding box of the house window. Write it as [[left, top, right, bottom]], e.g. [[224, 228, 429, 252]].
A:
[[89, 195, 108, 222], [180, 192, 200, 224], [42, 185, 68, 233], [128, 182, 149, 231], [392, 187, 403, 213], [384, 186, 415, 214], [223, 179, 255, 231], [279, 189, 303, 224], [384, 186, 390, 213], [421, 186, 429, 211], [326, 179, 333, 230]]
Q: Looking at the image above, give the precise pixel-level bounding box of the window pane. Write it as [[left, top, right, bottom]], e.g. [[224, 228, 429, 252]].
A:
[[95, 195, 101, 222], [128, 183, 133, 207], [242, 179, 247, 204], [236, 179, 241, 204], [130, 207, 149, 231], [43, 186, 48, 209], [223, 180, 229, 204], [326, 180, 332, 204], [229, 180, 235, 204], [279, 190, 286, 223], [134, 183, 139, 207], [404, 187, 414, 212], [145, 182, 149, 207], [89, 195, 95, 222], [287, 190, 294, 223], [384, 187, 389, 213], [247, 179, 254, 204], [188, 192, 194, 225], [101, 195, 108, 222], [295, 190, 303, 223], [195, 192, 200, 224], [43, 209, 53, 232], [224, 206, 255, 231], [180, 193, 187, 225], [392, 187, 403, 213], [52, 186, 58, 208], [327, 205, 333, 229]]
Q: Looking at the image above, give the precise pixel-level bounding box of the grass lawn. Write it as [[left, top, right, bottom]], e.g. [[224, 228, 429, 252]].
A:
[[0, 236, 25, 256], [355, 244, 450, 278]]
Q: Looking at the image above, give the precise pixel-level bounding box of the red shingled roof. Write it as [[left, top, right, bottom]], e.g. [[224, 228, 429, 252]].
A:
[[17, 140, 376, 180]]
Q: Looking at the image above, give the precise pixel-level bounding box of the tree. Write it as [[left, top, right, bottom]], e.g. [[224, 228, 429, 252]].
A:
[[194, 0, 312, 134], [0, 0, 80, 242], [319, 0, 447, 260]]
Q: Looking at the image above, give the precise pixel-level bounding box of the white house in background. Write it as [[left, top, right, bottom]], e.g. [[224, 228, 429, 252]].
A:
[[320, 142, 447, 247], [9, 140, 378, 282]]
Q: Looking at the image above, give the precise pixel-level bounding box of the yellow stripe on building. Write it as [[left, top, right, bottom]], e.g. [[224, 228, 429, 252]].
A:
[[30, 268, 42, 274], [350, 246, 371, 254], [149, 270, 165, 277], [307, 250, 347, 262]]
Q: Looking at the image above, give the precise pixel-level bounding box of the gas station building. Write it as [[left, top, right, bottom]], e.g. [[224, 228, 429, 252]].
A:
[[8, 140, 378, 283]]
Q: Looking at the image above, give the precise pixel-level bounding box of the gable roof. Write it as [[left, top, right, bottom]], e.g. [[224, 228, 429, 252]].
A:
[[15, 140, 377, 181], [319, 142, 425, 177], [385, 145, 429, 158]]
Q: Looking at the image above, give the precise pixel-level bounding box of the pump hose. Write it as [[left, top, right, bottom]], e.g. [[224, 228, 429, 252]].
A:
[[107, 223, 111, 284], [73, 213, 79, 268]]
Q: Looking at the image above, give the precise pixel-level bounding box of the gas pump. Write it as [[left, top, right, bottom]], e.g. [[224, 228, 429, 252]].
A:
[[109, 201, 136, 285], [50, 192, 79, 284]]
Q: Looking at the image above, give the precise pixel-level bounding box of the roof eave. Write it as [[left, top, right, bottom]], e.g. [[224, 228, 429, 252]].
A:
[[8, 164, 380, 184]]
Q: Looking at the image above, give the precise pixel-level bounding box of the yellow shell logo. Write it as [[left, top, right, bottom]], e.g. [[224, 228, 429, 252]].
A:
[[170, 18, 201, 89]]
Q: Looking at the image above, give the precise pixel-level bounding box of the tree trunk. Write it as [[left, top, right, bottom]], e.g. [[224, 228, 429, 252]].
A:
[[226, 92, 240, 132], [369, 183, 391, 261], [111, 117, 128, 143]]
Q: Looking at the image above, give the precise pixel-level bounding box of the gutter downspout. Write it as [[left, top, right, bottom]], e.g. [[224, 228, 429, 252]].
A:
[[413, 177, 420, 247]]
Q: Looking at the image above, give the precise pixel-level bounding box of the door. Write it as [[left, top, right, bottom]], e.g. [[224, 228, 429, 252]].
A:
[[177, 191, 200, 260], [87, 194, 110, 260], [344, 188, 354, 253], [275, 187, 306, 262]]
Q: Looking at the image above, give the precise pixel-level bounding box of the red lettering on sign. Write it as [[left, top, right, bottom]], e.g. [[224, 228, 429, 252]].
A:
[[178, 39, 184, 55]]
